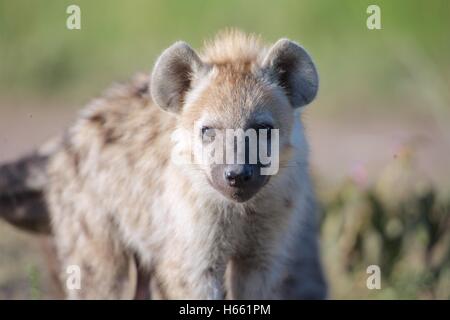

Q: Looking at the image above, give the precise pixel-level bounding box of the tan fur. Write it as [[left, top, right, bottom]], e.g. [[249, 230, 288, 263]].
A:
[[46, 30, 326, 299], [201, 29, 265, 65]]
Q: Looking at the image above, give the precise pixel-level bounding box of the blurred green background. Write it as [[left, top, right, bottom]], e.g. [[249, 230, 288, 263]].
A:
[[1, 0, 449, 112], [0, 0, 449, 299]]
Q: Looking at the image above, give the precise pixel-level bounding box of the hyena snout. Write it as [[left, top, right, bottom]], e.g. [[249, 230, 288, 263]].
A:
[[225, 164, 254, 187], [211, 164, 269, 202]]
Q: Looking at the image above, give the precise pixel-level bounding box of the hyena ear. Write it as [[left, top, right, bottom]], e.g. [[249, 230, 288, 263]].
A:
[[262, 39, 319, 108], [151, 41, 205, 113]]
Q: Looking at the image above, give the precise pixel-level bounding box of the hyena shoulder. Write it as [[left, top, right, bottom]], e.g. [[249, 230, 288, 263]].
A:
[[51, 73, 176, 179]]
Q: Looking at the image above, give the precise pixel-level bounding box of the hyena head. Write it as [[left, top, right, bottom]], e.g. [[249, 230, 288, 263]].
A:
[[151, 31, 318, 203]]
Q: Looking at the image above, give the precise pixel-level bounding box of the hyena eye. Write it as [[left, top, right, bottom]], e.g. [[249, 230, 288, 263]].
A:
[[201, 126, 216, 143]]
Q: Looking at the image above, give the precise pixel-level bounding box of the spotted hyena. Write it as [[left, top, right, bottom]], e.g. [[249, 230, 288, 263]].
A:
[[43, 30, 326, 299]]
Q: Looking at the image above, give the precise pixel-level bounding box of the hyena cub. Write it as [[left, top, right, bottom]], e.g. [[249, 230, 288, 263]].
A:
[[47, 30, 326, 299]]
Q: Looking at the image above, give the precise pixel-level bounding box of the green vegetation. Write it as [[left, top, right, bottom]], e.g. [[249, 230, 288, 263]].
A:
[[27, 264, 41, 299], [0, 0, 449, 116], [319, 148, 450, 299]]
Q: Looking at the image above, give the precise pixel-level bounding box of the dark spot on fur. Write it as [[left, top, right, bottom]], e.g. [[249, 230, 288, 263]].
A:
[[160, 157, 168, 167], [82, 262, 94, 278], [135, 82, 149, 97], [61, 133, 81, 175], [65, 146, 80, 175], [126, 152, 137, 168], [206, 266, 215, 275], [284, 197, 293, 208], [89, 113, 121, 146], [103, 128, 120, 145], [145, 130, 157, 145], [79, 216, 92, 238], [178, 278, 188, 290], [73, 152, 80, 174], [283, 275, 295, 285], [89, 114, 106, 126]]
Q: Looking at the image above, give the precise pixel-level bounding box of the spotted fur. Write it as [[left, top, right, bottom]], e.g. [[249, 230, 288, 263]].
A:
[[46, 30, 326, 299]]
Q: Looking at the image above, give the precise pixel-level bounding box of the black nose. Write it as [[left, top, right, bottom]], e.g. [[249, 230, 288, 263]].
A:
[[224, 165, 253, 187]]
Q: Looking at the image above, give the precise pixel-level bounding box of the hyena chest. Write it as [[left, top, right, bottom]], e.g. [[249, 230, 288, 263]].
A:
[[123, 198, 255, 264]]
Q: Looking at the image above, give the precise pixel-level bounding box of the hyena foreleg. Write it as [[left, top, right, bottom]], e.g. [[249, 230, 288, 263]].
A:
[[52, 209, 134, 299]]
